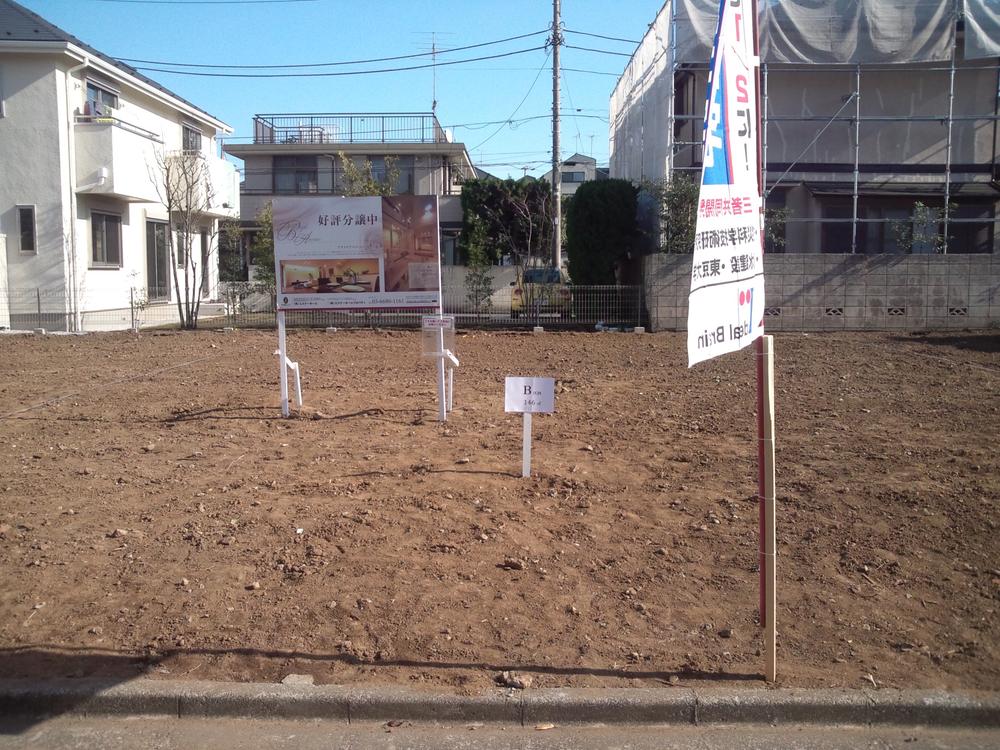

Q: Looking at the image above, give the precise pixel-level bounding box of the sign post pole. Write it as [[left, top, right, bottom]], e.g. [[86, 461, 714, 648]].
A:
[[277, 310, 289, 418], [759, 334, 777, 682], [437, 350, 447, 422], [504, 376, 554, 478], [522, 412, 533, 477]]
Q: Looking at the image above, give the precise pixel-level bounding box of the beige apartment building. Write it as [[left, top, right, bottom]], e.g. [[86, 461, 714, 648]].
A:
[[223, 113, 475, 273]]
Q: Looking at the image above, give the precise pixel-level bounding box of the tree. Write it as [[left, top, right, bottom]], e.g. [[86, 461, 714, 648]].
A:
[[459, 177, 553, 267], [249, 202, 275, 285], [891, 201, 953, 254], [218, 216, 245, 282], [464, 242, 495, 314], [565, 179, 639, 284], [336, 152, 399, 197], [647, 173, 788, 253], [646, 172, 699, 254], [152, 149, 223, 329]]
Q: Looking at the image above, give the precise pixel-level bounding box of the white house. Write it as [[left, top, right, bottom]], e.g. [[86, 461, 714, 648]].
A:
[[0, 0, 238, 331], [540, 153, 609, 197]]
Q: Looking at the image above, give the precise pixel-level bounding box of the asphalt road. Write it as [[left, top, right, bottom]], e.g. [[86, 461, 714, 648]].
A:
[[2, 718, 999, 750]]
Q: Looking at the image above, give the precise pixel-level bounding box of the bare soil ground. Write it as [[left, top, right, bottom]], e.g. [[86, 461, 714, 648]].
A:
[[0, 328, 997, 694]]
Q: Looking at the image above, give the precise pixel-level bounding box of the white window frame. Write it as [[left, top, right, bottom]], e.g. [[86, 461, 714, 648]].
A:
[[16, 205, 37, 254], [182, 124, 203, 153], [91, 210, 123, 268], [86, 79, 119, 115]]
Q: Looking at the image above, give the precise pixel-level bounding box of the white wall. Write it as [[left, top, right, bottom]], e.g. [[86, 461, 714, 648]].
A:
[[0, 55, 69, 305]]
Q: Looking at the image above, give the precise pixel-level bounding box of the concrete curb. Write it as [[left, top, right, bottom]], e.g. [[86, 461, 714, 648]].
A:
[[0, 679, 997, 728]]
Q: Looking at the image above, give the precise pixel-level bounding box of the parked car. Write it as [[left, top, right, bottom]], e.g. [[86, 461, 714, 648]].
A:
[[510, 267, 572, 319]]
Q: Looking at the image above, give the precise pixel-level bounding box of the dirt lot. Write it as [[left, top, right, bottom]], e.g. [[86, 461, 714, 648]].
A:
[[0, 327, 997, 693]]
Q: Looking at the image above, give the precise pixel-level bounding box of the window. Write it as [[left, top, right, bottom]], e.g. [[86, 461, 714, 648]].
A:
[[561, 171, 586, 183], [146, 221, 169, 300], [16, 205, 36, 253], [273, 156, 317, 194], [91, 211, 122, 267], [182, 125, 202, 153], [86, 80, 118, 115]]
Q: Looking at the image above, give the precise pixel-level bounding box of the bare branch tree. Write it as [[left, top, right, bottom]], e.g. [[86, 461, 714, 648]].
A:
[[151, 149, 219, 329]]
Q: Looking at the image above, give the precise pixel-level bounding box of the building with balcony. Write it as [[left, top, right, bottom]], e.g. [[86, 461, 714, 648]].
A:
[[0, 0, 238, 330], [540, 153, 609, 197], [223, 113, 475, 272], [610, 0, 999, 255]]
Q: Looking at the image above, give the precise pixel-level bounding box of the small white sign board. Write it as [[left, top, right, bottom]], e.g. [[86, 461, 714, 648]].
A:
[[504, 377, 555, 477], [504, 377, 555, 414], [421, 315, 454, 330], [422, 315, 457, 420]]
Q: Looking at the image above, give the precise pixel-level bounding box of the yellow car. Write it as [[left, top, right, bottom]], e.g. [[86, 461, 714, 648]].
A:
[[510, 267, 572, 319]]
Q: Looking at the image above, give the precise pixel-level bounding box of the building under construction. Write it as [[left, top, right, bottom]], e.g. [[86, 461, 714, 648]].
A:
[[610, 0, 999, 255]]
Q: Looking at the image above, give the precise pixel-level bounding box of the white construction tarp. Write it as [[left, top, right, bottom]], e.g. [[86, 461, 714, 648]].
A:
[[648, 0, 969, 64], [964, 0, 1000, 60]]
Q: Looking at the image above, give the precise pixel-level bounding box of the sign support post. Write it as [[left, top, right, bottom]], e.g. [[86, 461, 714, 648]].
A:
[[278, 310, 290, 418], [504, 376, 555, 478], [437, 343, 447, 422], [521, 412, 533, 477], [758, 334, 777, 682]]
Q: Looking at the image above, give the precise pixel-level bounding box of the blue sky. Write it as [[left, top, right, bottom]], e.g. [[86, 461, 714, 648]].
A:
[[20, 0, 660, 179]]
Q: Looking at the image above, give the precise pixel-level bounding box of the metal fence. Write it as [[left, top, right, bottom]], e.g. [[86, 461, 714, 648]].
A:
[[251, 113, 448, 145], [0, 285, 646, 333], [221, 283, 646, 331], [0, 287, 229, 333]]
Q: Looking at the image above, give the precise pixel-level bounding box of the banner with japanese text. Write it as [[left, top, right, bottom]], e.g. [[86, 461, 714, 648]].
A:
[[273, 195, 441, 311], [687, 0, 764, 367]]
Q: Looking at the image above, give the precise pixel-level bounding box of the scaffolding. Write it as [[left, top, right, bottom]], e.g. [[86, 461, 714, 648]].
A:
[[610, 0, 1000, 254]]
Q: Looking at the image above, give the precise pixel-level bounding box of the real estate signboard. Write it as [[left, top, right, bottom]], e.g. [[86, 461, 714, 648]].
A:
[[273, 195, 441, 311]]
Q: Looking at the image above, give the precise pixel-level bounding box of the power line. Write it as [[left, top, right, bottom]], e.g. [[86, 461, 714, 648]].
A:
[[561, 69, 583, 153], [564, 28, 639, 45], [469, 49, 551, 151], [116, 29, 549, 69], [564, 44, 633, 58], [95, 0, 317, 3], [563, 67, 619, 77], [133, 46, 546, 78]]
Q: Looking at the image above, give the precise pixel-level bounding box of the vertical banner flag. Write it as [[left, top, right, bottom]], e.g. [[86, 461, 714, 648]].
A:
[[687, 0, 764, 367]]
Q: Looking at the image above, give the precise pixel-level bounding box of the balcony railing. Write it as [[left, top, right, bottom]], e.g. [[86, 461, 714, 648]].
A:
[[75, 113, 163, 143], [252, 113, 449, 145]]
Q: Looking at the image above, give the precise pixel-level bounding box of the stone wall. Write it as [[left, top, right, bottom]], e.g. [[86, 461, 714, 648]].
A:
[[644, 254, 1000, 331]]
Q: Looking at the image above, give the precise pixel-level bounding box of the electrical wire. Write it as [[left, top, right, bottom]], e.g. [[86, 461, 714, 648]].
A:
[[116, 29, 549, 69], [563, 67, 619, 77], [560, 69, 584, 151], [564, 44, 633, 58], [468, 49, 551, 151], [564, 28, 639, 45], [133, 46, 546, 78], [96, 0, 316, 3]]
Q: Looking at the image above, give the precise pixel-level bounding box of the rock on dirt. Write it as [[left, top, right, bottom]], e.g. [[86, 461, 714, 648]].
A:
[[496, 671, 533, 689]]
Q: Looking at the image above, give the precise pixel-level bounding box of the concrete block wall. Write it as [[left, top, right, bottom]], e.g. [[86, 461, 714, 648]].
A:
[[644, 253, 1000, 332]]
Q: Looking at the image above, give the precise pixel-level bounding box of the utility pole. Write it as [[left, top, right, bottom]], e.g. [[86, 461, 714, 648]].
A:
[[551, 0, 562, 269]]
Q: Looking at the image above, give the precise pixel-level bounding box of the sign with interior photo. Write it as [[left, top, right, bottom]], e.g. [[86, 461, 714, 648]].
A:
[[273, 195, 441, 311]]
